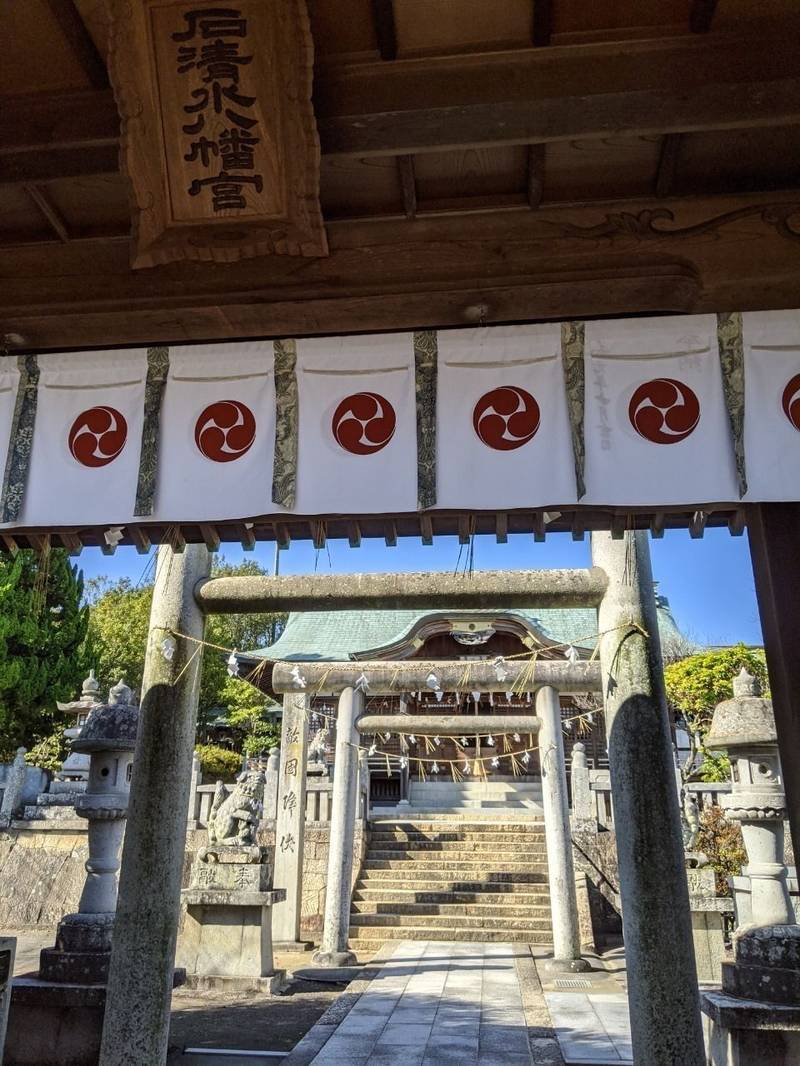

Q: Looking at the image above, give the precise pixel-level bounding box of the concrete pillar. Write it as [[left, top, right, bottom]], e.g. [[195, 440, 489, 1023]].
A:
[[537, 685, 586, 971], [272, 695, 310, 950], [591, 531, 704, 1066], [313, 686, 363, 966], [99, 544, 211, 1066]]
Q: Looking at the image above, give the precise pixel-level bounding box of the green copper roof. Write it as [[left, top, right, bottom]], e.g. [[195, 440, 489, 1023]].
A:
[[247, 593, 686, 662]]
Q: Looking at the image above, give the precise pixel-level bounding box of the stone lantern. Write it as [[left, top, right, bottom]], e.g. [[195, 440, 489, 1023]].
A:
[[6, 681, 139, 1066], [704, 667, 793, 929], [701, 670, 800, 1066]]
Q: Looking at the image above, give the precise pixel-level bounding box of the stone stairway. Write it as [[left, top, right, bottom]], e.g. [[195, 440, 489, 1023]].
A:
[[348, 818, 552, 955]]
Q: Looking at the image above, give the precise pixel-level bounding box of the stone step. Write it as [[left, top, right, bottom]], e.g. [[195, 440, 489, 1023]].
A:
[[352, 886, 551, 904], [357, 869, 548, 885], [366, 840, 546, 854], [410, 783, 543, 794], [364, 852, 550, 869], [350, 911, 552, 931], [362, 857, 549, 872], [371, 827, 550, 835], [351, 900, 551, 918], [396, 800, 543, 810], [348, 927, 554, 944], [370, 812, 545, 823], [368, 832, 547, 846]]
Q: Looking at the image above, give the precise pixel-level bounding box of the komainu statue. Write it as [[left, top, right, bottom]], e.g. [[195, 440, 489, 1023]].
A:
[[207, 770, 265, 846]]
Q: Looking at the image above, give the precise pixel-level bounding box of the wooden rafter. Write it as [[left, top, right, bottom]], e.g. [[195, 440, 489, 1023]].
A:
[[23, 184, 70, 242], [690, 0, 718, 34], [371, 0, 398, 60], [532, 0, 553, 46], [397, 154, 417, 219], [45, 0, 109, 89], [526, 144, 545, 208], [655, 134, 682, 199]]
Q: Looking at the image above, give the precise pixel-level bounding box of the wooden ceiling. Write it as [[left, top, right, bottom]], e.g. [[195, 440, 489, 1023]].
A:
[[1, 0, 800, 350]]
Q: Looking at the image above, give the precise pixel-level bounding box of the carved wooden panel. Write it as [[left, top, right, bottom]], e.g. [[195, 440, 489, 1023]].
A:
[[108, 0, 327, 267]]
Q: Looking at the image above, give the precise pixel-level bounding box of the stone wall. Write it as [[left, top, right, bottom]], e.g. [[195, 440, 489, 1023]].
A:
[[0, 819, 368, 943], [0, 825, 88, 930]]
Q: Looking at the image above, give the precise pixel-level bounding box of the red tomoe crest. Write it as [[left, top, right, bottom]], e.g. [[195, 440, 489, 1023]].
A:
[[68, 406, 128, 468], [782, 374, 800, 432], [332, 392, 396, 455], [628, 378, 700, 444], [473, 386, 540, 451], [195, 400, 256, 462]]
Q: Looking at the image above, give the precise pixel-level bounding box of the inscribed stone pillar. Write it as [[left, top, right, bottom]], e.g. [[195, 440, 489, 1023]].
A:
[[570, 742, 593, 825], [591, 530, 704, 1066], [313, 686, 363, 966], [99, 543, 211, 1066], [537, 685, 586, 971], [271, 694, 310, 949]]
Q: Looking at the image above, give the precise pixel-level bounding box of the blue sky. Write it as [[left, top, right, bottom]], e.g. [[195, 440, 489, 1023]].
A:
[[77, 527, 763, 648]]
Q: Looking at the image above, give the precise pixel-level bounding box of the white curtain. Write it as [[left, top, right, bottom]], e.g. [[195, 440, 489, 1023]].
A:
[[292, 333, 417, 515], [154, 341, 274, 522], [21, 350, 146, 526], [436, 325, 575, 508], [583, 315, 738, 505]]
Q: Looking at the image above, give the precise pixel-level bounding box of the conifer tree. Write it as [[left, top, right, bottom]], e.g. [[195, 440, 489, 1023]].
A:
[[0, 548, 88, 758]]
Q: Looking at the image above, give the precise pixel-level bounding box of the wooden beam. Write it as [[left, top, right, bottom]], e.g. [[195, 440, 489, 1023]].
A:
[[655, 134, 682, 199], [420, 515, 434, 546], [46, 0, 109, 89], [371, 0, 398, 60], [4, 30, 800, 182], [348, 521, 362, 548], [495, 513, 508, 544], [690, 0, 718, 33], [384, 519, 397, 547], [128, 525, 151, 555], [198, 524, 220, 553], [311, 520, 327, 550], [239, 523, 256, 551], [5, 188, 800, 349], [397, 155, 417, 219], [746, 503, 800, 874], [526, 144, 545, 209]]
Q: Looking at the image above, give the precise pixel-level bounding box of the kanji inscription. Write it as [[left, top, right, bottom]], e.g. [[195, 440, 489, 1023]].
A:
[[109, 0, 327, 266]]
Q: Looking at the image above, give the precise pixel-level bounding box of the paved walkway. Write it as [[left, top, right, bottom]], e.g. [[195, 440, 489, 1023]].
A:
[[286, 940, 562, 1066], [544, 992, 632, 1064]]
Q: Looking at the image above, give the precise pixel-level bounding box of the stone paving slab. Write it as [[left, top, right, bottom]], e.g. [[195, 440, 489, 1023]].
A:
[[543, 992, 633, 1064], [280, 940, 566, 1066]]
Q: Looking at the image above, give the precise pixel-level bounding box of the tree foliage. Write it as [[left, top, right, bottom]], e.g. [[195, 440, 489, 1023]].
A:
[[0, 549, 88, 759], [195, 743, 243, 780], [84, 556, 285, 739], [665, 643, 769, 784]]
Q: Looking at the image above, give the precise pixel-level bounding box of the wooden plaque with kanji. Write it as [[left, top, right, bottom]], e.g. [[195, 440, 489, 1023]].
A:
[[109, 0, 328, 267]]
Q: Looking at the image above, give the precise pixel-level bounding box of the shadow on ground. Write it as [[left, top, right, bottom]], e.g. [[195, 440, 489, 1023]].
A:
[[167, 977, 346, 1060]]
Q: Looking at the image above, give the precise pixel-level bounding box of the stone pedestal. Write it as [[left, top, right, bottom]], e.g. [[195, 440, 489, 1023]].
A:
[[702, 925, 800, 1064], [178, 846, 286, 993], [686, 865, 735, 983]]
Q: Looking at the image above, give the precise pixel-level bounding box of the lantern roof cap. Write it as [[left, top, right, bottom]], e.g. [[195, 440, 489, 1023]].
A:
[[72, 679, 139, 753], [705, 669, 776, 751]]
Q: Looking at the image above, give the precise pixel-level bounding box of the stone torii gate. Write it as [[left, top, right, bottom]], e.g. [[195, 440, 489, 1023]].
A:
[[270, 656, 603, 973], [97, 531, 705, 1066]]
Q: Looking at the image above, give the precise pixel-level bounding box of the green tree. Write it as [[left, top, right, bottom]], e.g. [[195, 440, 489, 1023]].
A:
[[85, 556, 285, 731], [220, 675, 280, 756], [0, 548, 88, 759], [664, 643, 769, 784]]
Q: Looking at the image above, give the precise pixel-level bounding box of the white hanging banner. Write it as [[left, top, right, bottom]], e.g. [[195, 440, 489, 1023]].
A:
[[153, 341, 274, 522], [436, 325, 576, 509], [292, 333, 417, 515], [20, 350, 146, 526], [583, 315, 739, 505], [742, 310, 800, 501]]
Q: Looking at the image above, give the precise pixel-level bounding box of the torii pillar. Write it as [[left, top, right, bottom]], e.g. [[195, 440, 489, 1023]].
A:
[[592, 531, 704, 1066], [99, 544, 211, 1066]]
